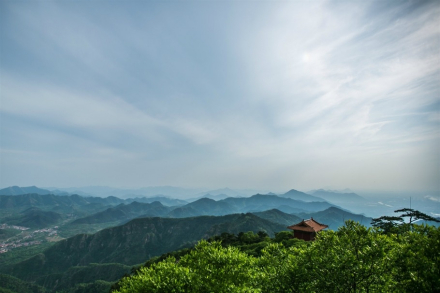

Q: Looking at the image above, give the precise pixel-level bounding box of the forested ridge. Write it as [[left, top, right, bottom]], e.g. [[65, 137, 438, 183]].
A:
[[1, 190, 438, 293], [112, 221, 440, 293]]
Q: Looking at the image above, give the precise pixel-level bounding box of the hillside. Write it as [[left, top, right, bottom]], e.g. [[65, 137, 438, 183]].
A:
[[0, 193, 114, 213], [70, 201, 171, 225], [168, 198, 235, 217], [2, 207, 63, 229], [0, 186, 52, 196], [252, 209, 302, 227], [0, 192, 335, 229], [279, 189, 325, 202], [2, 213, 287, 283], [0, 193, 187, 226], [221, 194, 334, 213], [297, 207, 372, 230], [308, 189, 365, 204], [0, 274, 45, 293], [0, 229, 21, 241], [37, 263, 131, 293], [206, 214, 286, 237], [165, 194, 335, 218], [111, 223, 440, 293], [125, 196, 187, 206]]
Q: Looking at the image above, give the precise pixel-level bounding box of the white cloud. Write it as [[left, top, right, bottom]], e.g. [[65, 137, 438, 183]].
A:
[[238, 1, 439, 152], [1, 1, 439, 191], [378, 202, 393, 207], [425, 195, 440, 203], [2, 76, 162, 133]]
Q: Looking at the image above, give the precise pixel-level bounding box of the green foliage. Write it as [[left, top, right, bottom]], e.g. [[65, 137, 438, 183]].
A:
[[183, 241, 262, 292], [36, 263, 131, 292], [293, 221, 397, 292], [2, 214, 288, 292], [61, 280, 112, 293], [395, 208, 439, 223], [112, 221, 440, 293], [57, 222, 122, 238], [3, 208, 438, 293], [3, 208, 63, 229], [371, 216, 404, 233], [257, 243, 297, 292], [371, 208, 440, 234], [273, 231, 292, 243], [209, 231, 268, 246], [392, 225, 440, 292], [0, 274, 45, 293], [0, 229, 21, 241], [252, 209, 302, 227], [0, 242, 54, 268], [140, 248, 193, 270], [208, 231, 287, 257], [113, 241, 263, 293]]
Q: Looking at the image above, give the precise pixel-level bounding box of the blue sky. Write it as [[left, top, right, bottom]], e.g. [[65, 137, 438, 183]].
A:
[[1, 0, 439, 192]]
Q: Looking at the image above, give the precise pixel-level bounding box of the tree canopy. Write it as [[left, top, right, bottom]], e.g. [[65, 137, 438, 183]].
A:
[[371, 208, 439, 233], [113, 219, 440, 293]]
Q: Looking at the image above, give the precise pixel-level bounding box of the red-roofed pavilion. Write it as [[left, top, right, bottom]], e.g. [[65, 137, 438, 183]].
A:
[[287, 217, 328, 241]]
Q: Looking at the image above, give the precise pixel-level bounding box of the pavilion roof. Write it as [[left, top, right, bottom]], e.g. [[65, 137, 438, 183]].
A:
[[287, 217, 328, 232]]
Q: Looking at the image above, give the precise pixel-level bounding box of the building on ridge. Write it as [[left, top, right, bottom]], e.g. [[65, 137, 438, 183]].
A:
[[287, 217, 328, 241]]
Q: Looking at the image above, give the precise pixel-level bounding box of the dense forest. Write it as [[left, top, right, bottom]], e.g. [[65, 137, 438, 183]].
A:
[[112, 221, 439, 293]]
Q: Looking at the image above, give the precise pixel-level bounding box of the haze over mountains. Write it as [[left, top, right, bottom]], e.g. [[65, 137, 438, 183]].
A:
[[2, 207, 63, 229], [308, 189, 366, 204], [2, 0, 439, 291], [21, 186, 267, 199], [0, 190, 336, 231], [0, 185, 377, 240], [0, 186, 56, 196], [1, 185, 438, 293], [0, 185, 375, 229], [0, 185, 376, 293], [2, 185, 439, 218]]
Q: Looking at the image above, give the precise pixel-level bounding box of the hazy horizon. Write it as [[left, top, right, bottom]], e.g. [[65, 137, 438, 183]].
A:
[[1, 1, 439, 193], [1, 184, 439, 198]]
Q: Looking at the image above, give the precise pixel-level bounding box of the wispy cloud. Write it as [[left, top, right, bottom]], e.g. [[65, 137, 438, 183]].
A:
[[425, 195, 440, 203], [1, 0, 439, 191]]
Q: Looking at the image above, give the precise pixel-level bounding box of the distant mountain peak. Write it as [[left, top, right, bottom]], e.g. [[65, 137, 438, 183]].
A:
[[307, 190, 365, 206], [280, 189, 325, 202], [196, 197, 217, 203], [286, 189, 300, 193], [149, 201, 165, 207], [0, 186, 53, 196]]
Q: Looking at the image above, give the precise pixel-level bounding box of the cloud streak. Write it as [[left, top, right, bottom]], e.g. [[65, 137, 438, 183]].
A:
[[1, 0, 439, 191]]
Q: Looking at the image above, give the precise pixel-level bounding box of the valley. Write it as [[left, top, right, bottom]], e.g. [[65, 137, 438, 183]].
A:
[[0, 186, 438, 293]]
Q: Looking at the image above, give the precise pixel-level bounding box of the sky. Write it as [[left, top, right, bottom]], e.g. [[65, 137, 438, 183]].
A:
[[0, 0, 439, 193]]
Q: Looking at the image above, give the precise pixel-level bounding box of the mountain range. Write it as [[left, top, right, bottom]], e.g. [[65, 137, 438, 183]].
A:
[[0, 186, 379, 293], [27, 186, 268, 199], [0, 186, 54, 196], [1, 205, 373, 292], [0, 192, 336, 231], [279, 189, 325, 202], [2, 213, 285, 281], [297, 207, 372, 230], [308, 189, 365, 204], [2, 207, 63, 229], [70, 201, 172, 225]]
